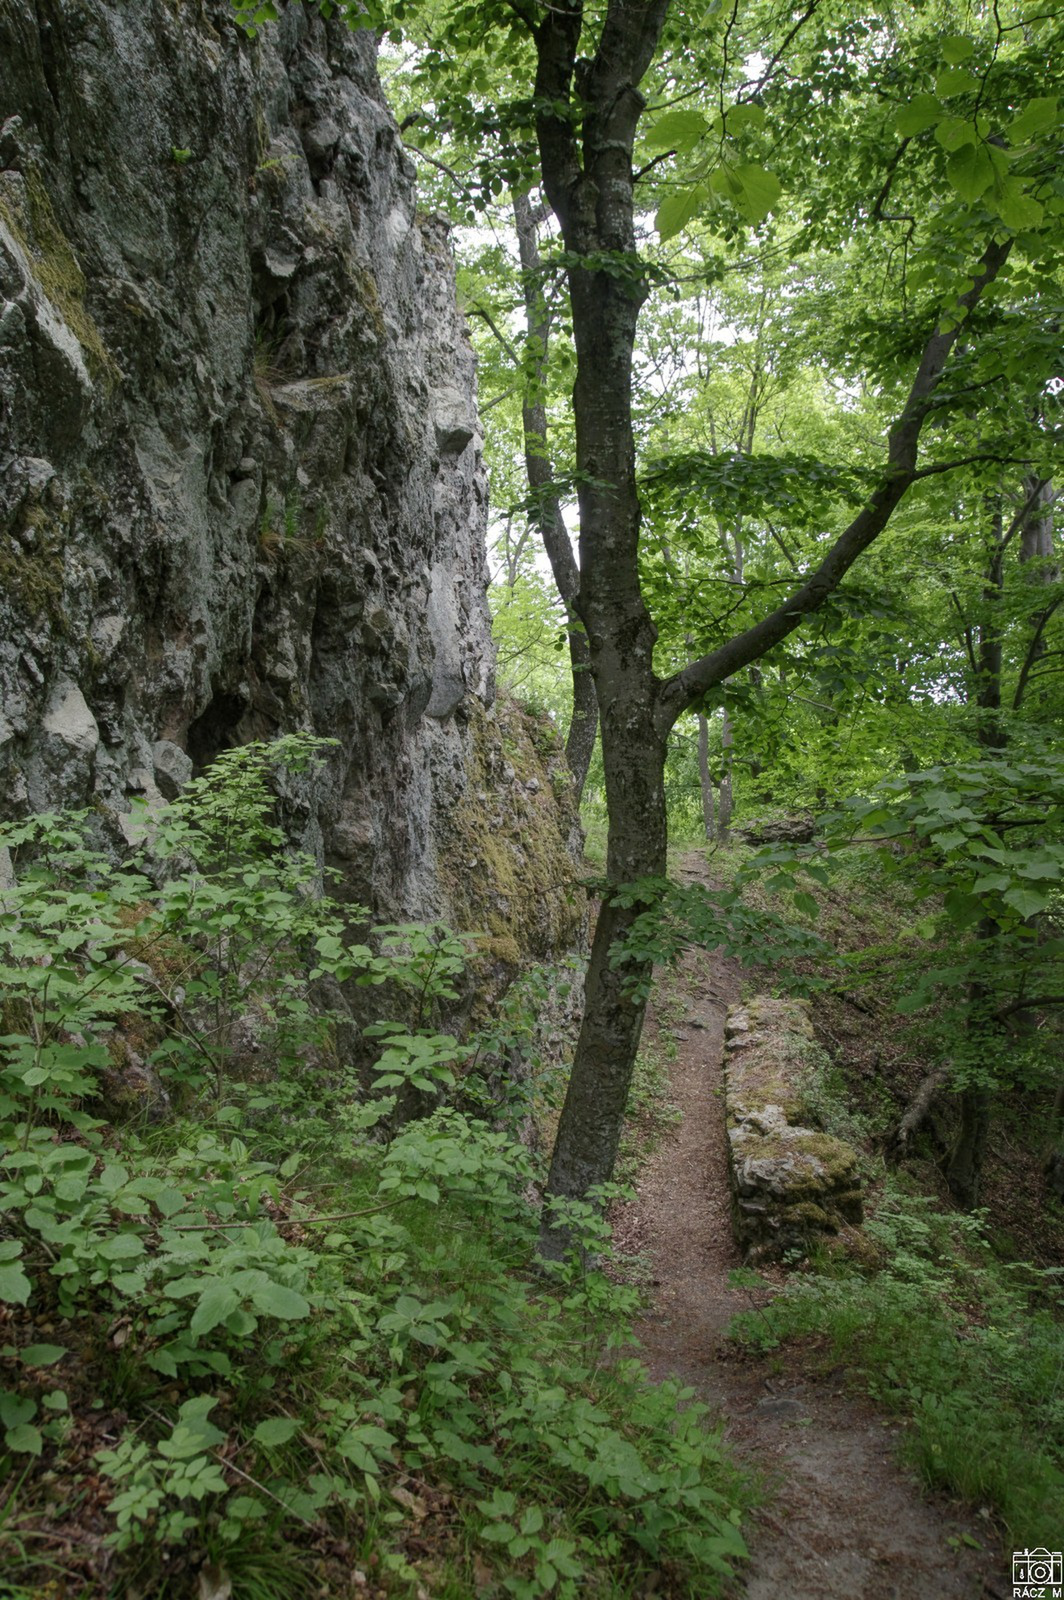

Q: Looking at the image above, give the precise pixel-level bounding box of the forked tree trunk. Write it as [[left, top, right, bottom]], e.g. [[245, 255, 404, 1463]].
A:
[[526, 0, 1009, 1253]]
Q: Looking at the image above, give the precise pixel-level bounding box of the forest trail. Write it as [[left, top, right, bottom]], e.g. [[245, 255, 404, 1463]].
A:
[[612, 853, 1009, 1600]]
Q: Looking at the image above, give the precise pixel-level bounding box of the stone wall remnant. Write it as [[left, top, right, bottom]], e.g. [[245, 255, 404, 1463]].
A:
[[723, 998, 863, 1263]]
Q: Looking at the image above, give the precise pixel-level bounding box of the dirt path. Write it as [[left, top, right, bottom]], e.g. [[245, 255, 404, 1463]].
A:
[[611, 856, 1009, 1600]]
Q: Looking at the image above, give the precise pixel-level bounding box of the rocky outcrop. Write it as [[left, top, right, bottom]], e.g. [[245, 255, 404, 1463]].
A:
[[723, 998, 863, 1263], [0, 1, 582, 968]]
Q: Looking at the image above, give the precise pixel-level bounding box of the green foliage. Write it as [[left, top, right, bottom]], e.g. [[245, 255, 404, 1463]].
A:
[[730, 1182, 1064, 1543], [736, 749, 1064, 1098], [611, 873, 836, 1003], [0, 742, 751, 1596]]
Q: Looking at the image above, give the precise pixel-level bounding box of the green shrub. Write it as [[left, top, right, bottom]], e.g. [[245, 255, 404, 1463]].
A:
[[0, 739, 752, 1598]]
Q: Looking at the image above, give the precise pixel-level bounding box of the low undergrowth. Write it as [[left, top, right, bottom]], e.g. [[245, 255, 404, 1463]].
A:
[[729, 1180, 1064, 1546], [0, 739, 751, 1599]]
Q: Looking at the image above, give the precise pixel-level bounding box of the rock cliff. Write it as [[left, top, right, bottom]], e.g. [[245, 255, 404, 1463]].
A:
[[0, 0, 581, 965]]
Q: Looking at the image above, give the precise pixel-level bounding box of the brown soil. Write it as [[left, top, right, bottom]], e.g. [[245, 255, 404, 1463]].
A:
[[611, 855, 1012, 1600]]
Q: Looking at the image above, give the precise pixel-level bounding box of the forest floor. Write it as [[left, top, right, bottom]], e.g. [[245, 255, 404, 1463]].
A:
[[611, 853, 1012, 1600]]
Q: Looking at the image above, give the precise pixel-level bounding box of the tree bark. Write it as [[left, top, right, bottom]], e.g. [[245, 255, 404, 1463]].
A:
[[946, 1086, 991, 1209], [697, 710, 714, 841], [717, 700, 734, 841]]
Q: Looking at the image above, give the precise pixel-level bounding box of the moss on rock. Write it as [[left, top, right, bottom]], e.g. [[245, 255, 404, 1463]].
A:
[[0, 167, 118, 383], [438, 695, 585, 967]]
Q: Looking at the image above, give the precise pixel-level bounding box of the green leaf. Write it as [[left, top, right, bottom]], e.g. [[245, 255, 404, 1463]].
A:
[[643, 109, 709, 154], [792, 891, 819, 918], [895, 990, 930, 1014], [936, 68, 980, 97], [989, 176, 1044, 230], [1003, 886, 1048, 919], [481, 1521, 517, 1544], [5, 1423, 43, 1455], [20, 1344, 66, 1367], [945, 143, 994, 202], [249, 1282, 311, 1321], [941, 35, 975, 64], [655, 182, 709, 241], [96, 1232, 146, 1262], [934, 117, 976, 152], [0, 1260, 32, 1307], [191, 1281, 241, 1337], [895, 94, 942, 136], [252, 1417, 300, 1448], [1010, 97, 1058, 142], [155, 1188, 189, 1218], [0, 1392, 36, 1428], [731, 164, 781, 223], [224, 1308, 258, 1337], [725, 102, 765, 133]]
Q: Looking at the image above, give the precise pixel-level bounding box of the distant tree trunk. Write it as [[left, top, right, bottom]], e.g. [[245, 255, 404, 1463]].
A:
[[717, 701, 734, 840], [697, 710, 714, 841], [513, 191, 598, 811], [1045, 1080, 1064, 1201], [946, 498, 1007, 1207], [947, 1085, 991, 1210], [1013, 475, 1058, 713]]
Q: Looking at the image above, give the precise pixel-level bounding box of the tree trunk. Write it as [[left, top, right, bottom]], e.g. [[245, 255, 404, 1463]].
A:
[[943, 507, 1011, 1207], [697, 709, 714, 841], [946, 1086, 991, 1209], [1045, 1080, 1064, 1202], [717, 701, 734, 840], [533, 0, 670, 1252], [540, 729, 667, 1226], [538, 255, 666, 1246]]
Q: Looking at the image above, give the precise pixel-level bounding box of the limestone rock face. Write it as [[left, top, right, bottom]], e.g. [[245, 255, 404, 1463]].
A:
[[723, 998, 863, 1262], [0, 1, 582, 963]]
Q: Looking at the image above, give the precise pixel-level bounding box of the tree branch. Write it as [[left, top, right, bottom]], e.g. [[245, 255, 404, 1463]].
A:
[[997, 996, 1064, 1020], [1013, 593, 1064, 710], [655, 237, 1013, 733]]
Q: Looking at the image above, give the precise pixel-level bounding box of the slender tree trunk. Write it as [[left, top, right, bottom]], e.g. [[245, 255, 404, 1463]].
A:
[[541, 716, 668, 1228], [1046, 1080, 1064, 1201], [717, 701, 734, 840], [946, 1086, 991, 1210], [697, 710, 714, 841], [539, 260, 667, 1246], [945, 498, 1013, 1205], [1014, 475, 1058, 713], [513, 191, 598, 810]]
